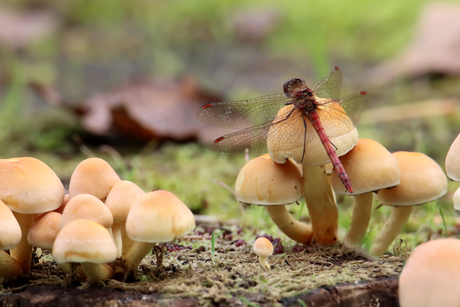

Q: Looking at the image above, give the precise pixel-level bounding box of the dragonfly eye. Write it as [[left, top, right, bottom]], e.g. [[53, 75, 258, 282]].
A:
[[283, 78, 306, 96]]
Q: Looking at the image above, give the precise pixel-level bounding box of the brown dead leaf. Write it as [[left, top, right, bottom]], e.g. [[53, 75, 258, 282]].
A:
[[369, 3, 460, 84], [79, 77, 229, 144], [0, 4, 58, 50]]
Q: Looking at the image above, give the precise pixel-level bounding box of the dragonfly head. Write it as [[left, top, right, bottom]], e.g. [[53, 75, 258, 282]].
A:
[[283, 77, 306, 97]]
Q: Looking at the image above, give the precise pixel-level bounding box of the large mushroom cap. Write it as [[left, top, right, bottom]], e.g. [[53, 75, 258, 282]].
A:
[[0, 200, 21, 249], [445, 133, 460, 181], [376, 151, 447, 206], [267, 105, 359, 165], [399, 238, 460, 307], [69, 158, 121, 200], [235, 154, 303, 205], [331, 139, 400, 195], [0, 157, 65, 214], [126, 190, 195, 243], [52, 219, 117, 264]]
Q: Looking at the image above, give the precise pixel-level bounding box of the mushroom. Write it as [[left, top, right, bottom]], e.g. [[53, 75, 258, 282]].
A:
[[253, 237, 274, 270], [52, 219, 117, 281], [124, 190, 195, 271], [330, 139, 400, 246], [27, 211, 61, 250], [268, 105, 359, 245], [235, 154, 312, 243], [0, 200, 22, 279], [453, 187, 460, 211], [105, 180, 145, 257], [60, 194, 113, 230], [445, 133, 460, 182], [369, 152, 447, 256], [69, 157, 121, 201], [399, 238, 460, 307], [0, 157, 65, 271]]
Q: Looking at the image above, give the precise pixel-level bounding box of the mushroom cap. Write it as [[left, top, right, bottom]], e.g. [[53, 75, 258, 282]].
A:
[[60, 194, 113, 229], [52, 219, 117, 264], [126, 190, 195, 243], [376, 152, 447, 206], [267, 105, 359, 166], [0, 200, 21, 250], [445, 133, 460, 181], [105, 180, 145, 223], [235, 154, 304, 206], [399, 238, 460, 307], [331, 139, 400, 195], [0, 157, 65, 214], [69, 157, 121, 200], [27, 212, 61, 249], [454, 187, 460, 211], [253, 237, 274, 258]]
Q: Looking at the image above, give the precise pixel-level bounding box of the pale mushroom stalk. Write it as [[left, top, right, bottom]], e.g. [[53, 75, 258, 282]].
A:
[[370, 206, 413, 256], [266, 205, 312, 244], [258, 255, 270, 270], [10, 212, 34, 271], [112, 223, 122, 257], [120, 223, 136, 255], [303, 165, 338, 245], [344, 192, 373, 246], [124, 242, 156, 271], [0, 251, 22, 279], [81, 263, 113, 281]]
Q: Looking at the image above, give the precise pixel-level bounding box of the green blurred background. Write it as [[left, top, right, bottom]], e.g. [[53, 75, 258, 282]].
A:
[[1, 0, 460, 251]]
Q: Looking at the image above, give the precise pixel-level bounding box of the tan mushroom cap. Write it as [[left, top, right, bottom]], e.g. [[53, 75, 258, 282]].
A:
[[69, 157, 121, 200], [27, 212, 61, 250], [105, 180, 145, 222], [267, 105, 359, 165], [52, 219, 117, 264], [126, 190, 195, 243], [60, 194, 113, 229], [331, 139, 400, 195], [376, 152, 447, 206], [399, 238, 460, 307], [454, 187, 460, 211], [0, 157, 65, 214], [253, 237, 274, 258], [0, 200, 21, 249], [235, 154, 303, 206], [445, 133, 460, 182]]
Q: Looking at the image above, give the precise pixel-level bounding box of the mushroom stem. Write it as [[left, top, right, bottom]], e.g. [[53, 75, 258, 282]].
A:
[[0, 250, 23, 279], [258, 256, 270, 270], [81, 262, 113, 281], [10, 212, 34, 271], [112, 223, 122, 258], [302, 165, 339, 245], [370, 206, 414, 256], [123, 241, 156, 271], [345, 192, 373, 246], [266, 205, 312, 244], [120, 222, 136, 255]]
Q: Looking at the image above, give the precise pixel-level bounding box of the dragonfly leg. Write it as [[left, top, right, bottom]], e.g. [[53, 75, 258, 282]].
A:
[[300, 117, 307, 163]]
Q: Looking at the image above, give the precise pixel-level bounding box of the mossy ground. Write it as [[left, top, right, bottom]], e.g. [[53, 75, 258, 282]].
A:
[[0, 220, 405, 306]]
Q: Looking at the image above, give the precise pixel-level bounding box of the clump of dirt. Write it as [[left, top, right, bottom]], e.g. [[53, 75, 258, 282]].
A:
[[0, 223, 405, 306]]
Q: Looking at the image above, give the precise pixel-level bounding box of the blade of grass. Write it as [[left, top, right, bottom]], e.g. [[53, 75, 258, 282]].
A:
[[211, 229, 225, 264], [439, 207, 447, 238]]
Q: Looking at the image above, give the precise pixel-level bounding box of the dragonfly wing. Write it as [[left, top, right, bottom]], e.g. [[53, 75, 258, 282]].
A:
[[311, 66, 342, 100], [196, 94, 291, 129], [317, 91, 366, 138], [338, 91, 367, 125]]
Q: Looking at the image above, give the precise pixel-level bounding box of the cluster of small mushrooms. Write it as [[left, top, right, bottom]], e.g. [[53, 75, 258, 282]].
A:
[[0, 157, 196, 281]]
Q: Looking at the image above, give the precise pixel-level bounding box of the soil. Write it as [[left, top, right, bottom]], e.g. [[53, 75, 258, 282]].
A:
[[0, 222, 405, 307]]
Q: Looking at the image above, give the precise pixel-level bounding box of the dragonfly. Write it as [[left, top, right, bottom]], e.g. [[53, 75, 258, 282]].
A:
[[196, 66, 366, 193]]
